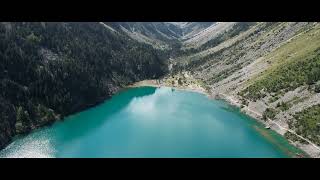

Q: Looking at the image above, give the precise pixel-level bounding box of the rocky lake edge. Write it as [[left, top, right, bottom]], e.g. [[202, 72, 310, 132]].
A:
[[128, 75, 320, 158]]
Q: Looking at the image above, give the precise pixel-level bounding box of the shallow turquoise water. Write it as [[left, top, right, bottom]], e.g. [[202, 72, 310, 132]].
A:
[[0, 87, 298, 158]]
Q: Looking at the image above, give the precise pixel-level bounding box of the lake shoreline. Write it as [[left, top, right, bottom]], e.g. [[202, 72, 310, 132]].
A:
[[1, 85, 294, 158], [214, 93, 320, 158], [127, 79, 209, 96], [128, 79, 313, 158]]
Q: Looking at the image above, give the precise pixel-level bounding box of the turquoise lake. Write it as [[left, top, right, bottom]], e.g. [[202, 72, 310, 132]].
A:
[[0, 86, 302, 158]]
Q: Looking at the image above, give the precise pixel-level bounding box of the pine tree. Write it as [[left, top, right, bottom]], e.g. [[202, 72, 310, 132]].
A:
[[15, 106, 31, 133]]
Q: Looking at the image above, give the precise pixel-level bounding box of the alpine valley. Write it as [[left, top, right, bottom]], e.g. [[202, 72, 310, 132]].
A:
[[1, 22, 320, 158]]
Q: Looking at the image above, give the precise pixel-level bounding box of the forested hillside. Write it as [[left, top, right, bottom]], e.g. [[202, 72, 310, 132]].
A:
[[0, 22, 167, 149]]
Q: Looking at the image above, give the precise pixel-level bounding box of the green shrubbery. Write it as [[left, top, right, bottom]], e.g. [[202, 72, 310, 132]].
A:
[[241, 54, 320, 101], [292, 105, 320, 146], [15, 106, 31, 133], [268, 95, 280, 103], [284, 131, 308, 144], [276, 101, 291, 111], [178, 78, 183, 85], [315, 82, 320, 93], [262, 108, 278, 121], [240, 98, 249, 106]]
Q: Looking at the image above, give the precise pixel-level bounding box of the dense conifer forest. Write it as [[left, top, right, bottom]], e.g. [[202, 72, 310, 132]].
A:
[[0, 22, 167, 148]]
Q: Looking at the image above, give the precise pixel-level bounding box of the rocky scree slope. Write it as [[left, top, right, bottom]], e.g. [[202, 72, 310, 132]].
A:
[[171, 22, 320, 157]]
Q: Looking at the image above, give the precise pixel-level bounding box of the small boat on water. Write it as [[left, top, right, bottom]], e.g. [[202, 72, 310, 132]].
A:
[[265, 125, 270, 129]]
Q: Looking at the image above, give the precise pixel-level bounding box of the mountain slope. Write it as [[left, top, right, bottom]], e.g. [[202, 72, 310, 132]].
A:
[[104, 22, 215, 50], [0, 22, 167, 149], [170, 22, 320, 157], [104, 22, 182, 49], [181, 22, 236, 49]]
